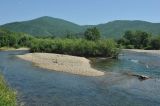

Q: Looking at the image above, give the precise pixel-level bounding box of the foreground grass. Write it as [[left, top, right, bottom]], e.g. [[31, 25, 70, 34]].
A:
[[0, 74, 16, 106]]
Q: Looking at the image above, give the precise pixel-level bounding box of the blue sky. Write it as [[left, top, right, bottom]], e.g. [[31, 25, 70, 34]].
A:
[[0, 0, 159, 25]]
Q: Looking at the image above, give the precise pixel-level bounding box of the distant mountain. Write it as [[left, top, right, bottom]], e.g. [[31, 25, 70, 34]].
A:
[[1, 16, 83, 37], [1, 16, 160, 38], [96, 20, 160, 38]]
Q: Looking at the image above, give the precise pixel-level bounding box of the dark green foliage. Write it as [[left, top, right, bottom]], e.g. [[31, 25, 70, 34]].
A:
[[126, 45, 135, 49], [0, 29, 33, 48], [150, 36, 160, 50], [35, 35, 55, 39], [123, 30, 134, 41], [118, 30, 152, 49], [84, 27, 101, 41], [118, 30, 160, 50]]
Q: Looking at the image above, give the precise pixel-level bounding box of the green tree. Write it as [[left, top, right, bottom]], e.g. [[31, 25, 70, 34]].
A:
[[119, 30, 152, 49], [84, 27, 101, 41], [124, 30, 133, 41], [150, 36, 160, 50]]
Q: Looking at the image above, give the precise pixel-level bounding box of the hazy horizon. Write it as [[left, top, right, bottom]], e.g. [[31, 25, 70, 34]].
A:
[[0, 0, 159, 25]]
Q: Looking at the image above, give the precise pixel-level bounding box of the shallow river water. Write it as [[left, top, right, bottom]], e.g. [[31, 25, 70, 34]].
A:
[[0, 50, 160, 106]]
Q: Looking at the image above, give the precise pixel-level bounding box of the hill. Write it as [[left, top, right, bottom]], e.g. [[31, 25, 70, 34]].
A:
[[96, 20, 160, 38], [1, 16, 83, 37], [1, 16, 160, 38]]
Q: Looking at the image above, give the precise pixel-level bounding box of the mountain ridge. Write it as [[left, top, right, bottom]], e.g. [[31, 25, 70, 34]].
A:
[[1, 16, 160, 38]]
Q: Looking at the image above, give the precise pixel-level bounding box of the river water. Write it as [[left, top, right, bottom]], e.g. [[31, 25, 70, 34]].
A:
[[0, 50, 160, 106]]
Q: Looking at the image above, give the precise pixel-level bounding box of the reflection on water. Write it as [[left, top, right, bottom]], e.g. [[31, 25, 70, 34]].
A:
[[0, 50, 160, 106]]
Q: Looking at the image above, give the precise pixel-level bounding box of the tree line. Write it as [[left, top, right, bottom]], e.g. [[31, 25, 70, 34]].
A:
[[1, 27, 160, 57], [117, 30, 160, 50], [0, 29, 33, 48]]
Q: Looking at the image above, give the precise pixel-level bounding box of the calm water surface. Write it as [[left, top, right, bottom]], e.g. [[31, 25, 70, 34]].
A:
[[0, 50, 160, 106]]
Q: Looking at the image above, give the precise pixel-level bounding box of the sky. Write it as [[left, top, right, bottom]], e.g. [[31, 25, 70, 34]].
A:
[[0, 0, 159, 25]]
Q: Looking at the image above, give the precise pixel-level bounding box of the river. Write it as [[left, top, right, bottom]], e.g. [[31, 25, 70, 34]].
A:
[[0, 50, 160, 106]]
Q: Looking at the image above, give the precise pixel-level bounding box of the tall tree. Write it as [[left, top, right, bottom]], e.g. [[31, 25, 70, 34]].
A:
[[84, 27, 101, 41]]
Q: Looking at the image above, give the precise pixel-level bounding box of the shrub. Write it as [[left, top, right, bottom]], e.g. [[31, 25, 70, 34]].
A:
[[30, 38, 119, 57], [126, 45, 135, 49]]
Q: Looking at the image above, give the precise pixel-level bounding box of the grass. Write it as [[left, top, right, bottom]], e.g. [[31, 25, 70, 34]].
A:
[[0, 74, 17, 106]]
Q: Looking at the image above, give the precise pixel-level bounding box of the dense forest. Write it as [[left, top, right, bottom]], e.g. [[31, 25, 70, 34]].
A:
[[117, 30, 160, 50]]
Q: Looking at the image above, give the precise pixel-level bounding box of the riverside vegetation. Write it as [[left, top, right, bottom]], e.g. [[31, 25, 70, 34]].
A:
[[0, 74, 16, 106], [0, 28, 119, 58], [1, 28, 160, 56], [0, 28, 160, 55], [117, 30, 160, 50]]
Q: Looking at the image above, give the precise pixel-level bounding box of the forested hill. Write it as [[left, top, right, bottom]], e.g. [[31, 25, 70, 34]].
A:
[[1, 16, 160, 38], [0, 16, 83, 37], [96, 20, 160, 38]]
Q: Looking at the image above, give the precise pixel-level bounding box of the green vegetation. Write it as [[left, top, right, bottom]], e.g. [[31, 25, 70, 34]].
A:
[[0, 29, 33, 48], [150, 36, 160, 50], [0, 28, 119, 58], [117, 30, 160, 50], [84, 27, 101, 41], [1, 26, 160, 54], [0, 74, 17, 106], [1, 16, 83, 37], [30, 38, 118, 57], [96, 20, 160, 38], [1, 16, 160, 38]]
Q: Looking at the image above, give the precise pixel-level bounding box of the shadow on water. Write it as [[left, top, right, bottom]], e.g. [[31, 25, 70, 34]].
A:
[[0, 50, 160, 106]]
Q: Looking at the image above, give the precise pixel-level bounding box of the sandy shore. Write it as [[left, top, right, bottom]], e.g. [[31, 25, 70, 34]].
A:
[[123, 49, 160, 55], [0, 47, 29, 51], [17, 53, 104, 76]]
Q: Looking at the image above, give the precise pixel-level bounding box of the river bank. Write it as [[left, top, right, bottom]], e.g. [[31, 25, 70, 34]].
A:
[[0, 74, 17, 106], [0, 47, 29, 51], [123, 49, 160, 55], [17, 53, 104, 76]]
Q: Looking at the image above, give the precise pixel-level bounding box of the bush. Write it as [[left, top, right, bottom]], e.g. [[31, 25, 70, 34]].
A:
[[150, 38, 160, 50], [126, 45, 135, 49], [30, 38, 119, 57]]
